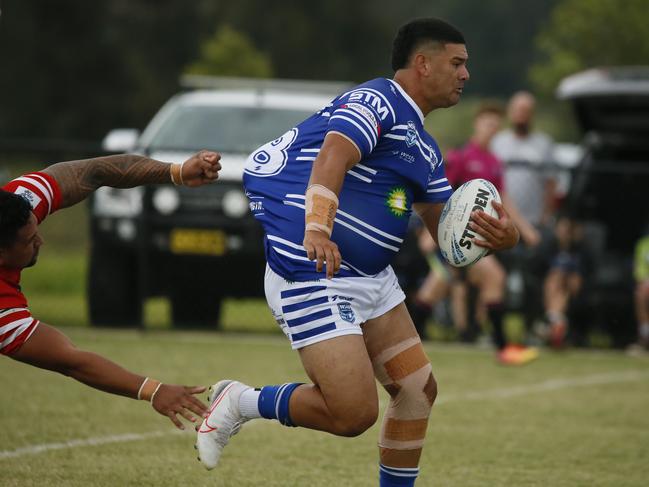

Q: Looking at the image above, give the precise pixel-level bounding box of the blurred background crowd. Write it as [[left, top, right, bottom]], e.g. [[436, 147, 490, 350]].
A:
[[2, 0, 649, 355]]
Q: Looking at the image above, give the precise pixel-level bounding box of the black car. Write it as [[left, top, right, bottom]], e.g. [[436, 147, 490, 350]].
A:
[[557, 66, 649, 346]]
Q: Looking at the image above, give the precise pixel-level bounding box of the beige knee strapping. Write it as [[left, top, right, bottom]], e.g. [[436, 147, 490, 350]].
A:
[[372, 337, 435, 450]]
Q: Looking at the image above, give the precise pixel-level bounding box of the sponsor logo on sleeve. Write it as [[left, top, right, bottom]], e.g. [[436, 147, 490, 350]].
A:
[[14, 186, 41, 209], [344, 102, 379, 132], [347, 90, 391, 121]]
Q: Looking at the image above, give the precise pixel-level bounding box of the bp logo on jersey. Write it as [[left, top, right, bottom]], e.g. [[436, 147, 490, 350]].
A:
[[405, 121, 418, 147], [386, 187, 408, 218], [337, 302, 355, 323]]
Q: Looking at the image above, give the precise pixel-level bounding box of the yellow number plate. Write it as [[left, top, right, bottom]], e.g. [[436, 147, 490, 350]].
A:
[[169, 229, 227, 256]]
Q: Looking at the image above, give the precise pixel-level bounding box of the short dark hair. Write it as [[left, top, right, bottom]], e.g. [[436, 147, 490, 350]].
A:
[[475, 101, 505, 118], [0, 190, 32, 248], [391, 18, 465, 71]]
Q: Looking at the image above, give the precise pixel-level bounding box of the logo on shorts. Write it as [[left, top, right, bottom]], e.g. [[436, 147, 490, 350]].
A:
[[331, 295, 354, 302], [337, 302, 355, 323]]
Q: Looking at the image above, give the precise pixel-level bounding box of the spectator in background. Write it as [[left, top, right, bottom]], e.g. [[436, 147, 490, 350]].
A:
[[414, 102, 539, 364], [628, 230, 649, 355], [491, 91, 557, 229], [413, 230, 474, 343], [542, 215, 593, 348], [491, 91, 557, 338]]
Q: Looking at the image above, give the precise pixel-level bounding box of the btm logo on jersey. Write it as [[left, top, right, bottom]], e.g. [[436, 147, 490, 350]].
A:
[[347, 90, 390, 121]]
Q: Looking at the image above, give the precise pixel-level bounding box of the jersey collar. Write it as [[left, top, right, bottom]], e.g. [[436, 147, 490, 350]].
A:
[[386, 79, 424, 124]]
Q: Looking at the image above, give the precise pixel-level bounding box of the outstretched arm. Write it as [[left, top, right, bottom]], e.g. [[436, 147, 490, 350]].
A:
[[42, 150, 220, 209], [11, 323, 208, 429]]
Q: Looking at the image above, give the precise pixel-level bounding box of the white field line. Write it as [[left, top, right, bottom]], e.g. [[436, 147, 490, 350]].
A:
[[0, 430, 184, 460], [434, 369, 649, 405], [1, 370, 647, 460]]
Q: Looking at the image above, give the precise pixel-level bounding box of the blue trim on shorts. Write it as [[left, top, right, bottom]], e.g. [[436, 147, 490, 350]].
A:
[[291, 322, 336, 341], [282, 296, 329, 313], [280, 285, 327, 299], [286, 308, 333, 327]]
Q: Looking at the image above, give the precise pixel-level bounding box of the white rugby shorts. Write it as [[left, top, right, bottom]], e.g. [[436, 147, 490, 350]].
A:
[[264, 264, 406, 349]]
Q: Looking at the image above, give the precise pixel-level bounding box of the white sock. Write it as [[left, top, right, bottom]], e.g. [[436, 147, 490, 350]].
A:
[[238, 388, 262, 419]]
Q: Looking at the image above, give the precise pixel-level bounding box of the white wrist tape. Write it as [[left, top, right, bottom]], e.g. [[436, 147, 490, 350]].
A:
[[137, 377, 162, 401], [305, 184, 339, 237], [170, 160, 187, 186], [150, 382, 164, 404], [137, 377, 149, 400]]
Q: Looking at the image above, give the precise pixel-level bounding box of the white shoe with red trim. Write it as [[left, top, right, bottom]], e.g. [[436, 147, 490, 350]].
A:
[[196, 380, 250, 470]]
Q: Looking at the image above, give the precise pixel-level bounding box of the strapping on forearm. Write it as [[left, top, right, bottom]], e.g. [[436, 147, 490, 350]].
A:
[[305, 184, 338, 237], [170, 162, 185, 186]]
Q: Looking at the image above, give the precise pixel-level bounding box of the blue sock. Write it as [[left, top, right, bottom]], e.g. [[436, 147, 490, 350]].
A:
[[258, 383, 302, 427], [379, 464, 419, 486]]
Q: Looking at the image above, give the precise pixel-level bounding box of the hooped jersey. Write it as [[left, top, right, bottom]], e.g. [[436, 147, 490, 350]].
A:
[[1, 172, 61, 355], [243, 78, 453, 281]]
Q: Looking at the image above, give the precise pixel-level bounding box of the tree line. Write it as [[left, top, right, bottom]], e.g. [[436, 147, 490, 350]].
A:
[[0, 0, 647, 142]]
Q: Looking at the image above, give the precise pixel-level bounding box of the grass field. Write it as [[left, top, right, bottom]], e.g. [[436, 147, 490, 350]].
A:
[[2, 327, 649, 487], [4, 159, 647, 485]]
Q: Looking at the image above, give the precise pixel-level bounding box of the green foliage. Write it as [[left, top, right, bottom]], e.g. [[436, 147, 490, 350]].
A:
[[0, 0, 565, 142], [530, 0, 649, 96], [185, 25, 273, 78]]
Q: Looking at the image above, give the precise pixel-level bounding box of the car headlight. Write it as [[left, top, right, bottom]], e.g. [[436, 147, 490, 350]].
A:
[[152, 187, 180, 215], [222, 190, 249, 218], [93, 187, 143, 217], [116, 219, 137, 241]]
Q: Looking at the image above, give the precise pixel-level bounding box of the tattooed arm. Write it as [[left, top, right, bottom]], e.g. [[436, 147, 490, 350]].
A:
[[42, 150, 221, 209]]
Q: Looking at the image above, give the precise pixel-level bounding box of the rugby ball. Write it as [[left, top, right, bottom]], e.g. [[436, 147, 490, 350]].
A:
[[437, 178, 501, 267]]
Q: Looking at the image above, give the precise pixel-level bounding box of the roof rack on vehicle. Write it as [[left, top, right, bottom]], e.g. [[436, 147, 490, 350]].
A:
[[179, 74, 352, 95], [557, 66, 649, 99]]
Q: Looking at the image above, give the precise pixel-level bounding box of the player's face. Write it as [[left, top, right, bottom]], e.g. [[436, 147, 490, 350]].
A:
[[424, 43, 469, 108], [0, 213, 43, 269]]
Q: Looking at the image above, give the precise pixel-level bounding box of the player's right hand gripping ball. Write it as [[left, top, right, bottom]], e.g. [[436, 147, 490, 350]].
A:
[[437, 178, 501, 267]]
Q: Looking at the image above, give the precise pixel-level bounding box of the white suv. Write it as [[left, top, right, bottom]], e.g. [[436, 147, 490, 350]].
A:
[[90, 77, 347, 328]]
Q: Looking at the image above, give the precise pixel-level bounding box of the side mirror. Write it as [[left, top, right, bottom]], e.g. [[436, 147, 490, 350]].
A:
[[102, 129, 140, 153]]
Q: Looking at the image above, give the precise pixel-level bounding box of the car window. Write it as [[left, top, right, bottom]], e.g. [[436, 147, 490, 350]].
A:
[[147, 105, 315, 153]]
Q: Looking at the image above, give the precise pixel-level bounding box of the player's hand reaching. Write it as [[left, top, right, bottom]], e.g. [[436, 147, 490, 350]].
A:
[[180, 150, 222, 186], [303, 230, 342, 279], [150, 384, 209, 430], [470, 200, 520, 251]]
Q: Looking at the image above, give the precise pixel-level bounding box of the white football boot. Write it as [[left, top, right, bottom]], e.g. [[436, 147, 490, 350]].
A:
[[196, 380, 251, 470]]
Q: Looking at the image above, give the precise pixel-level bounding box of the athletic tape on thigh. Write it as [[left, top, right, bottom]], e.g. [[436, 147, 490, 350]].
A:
[[371, 337, 435, 450]]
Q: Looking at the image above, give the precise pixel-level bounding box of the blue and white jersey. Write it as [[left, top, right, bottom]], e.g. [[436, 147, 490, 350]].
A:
[[243, 78, 453, 281]]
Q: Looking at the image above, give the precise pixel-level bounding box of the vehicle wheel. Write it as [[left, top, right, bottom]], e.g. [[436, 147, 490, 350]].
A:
[[88, 243, 142, 327]]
